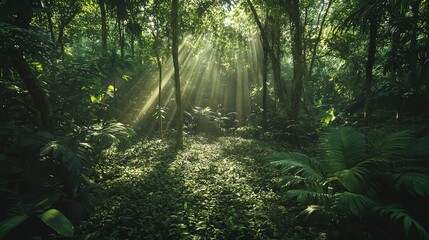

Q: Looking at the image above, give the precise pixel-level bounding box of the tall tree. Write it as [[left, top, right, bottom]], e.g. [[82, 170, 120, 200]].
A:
[[247, 0, 288, 120], [339, 0, 384, 121], [304, 0, 333, 113], [1, 0, 53, 130], [98, 0, 108, 52], [246, 0, 270, 129], [287, 0, 306, 120], [172, 0, 183, 148]]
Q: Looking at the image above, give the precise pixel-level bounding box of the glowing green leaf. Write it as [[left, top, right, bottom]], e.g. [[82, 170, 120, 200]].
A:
[[38, 209, 74, 237]]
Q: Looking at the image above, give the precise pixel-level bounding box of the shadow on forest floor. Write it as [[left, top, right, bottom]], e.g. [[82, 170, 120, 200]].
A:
[[74, 136, 326, 239]]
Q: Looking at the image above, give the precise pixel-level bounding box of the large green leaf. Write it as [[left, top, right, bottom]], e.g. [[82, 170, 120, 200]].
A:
[[375, 204, 429, 239], [268, 152, 324, 181], [285, 189, 333, 204], [367, 130, 413, 159], [387, 171, 429, 196], [321, 127, 366, 173], [0, 215, 29, 239], [333, 192, 377, 216], [337, 158, 389, 193], [38, 209, 74, 237]]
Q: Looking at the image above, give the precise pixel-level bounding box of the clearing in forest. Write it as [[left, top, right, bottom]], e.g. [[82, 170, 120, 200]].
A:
[[78, 136, 325, 239]]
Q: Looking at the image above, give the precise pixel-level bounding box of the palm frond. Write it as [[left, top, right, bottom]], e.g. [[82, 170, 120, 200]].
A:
[[375, 204, 429, 239], [333, 192, 377, 217], [336, 0, 385, 32], [299, 205, 337, 223], [386, 171, 429, 196], [337, 158, 389, 193], [88, 121, 134, 147], [285, 189, 333, 205], [321, 127, 366, 173], [268, 152, 324, 181], [367, 130, 413, 159]]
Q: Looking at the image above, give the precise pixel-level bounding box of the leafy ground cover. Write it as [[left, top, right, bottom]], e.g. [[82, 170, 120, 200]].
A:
[[73, 135, 325, 239]]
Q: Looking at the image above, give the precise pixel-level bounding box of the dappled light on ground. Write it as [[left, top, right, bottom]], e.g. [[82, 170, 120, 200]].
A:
[[80, 136, 325, 239]]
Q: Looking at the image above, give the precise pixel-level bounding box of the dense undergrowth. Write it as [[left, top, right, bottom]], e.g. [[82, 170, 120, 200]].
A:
[[71, 136, 325, 239]]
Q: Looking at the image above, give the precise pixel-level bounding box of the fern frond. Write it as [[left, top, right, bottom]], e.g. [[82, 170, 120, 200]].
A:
[[88, 121, 134, 147], [337, 158, 389, 193], [367, 130, 413, 159], [268, 152, 324, 181], [333, 192, 377, 217], [321, 127, 366, 173], [374, 204, 429, 239], [285, 189, 333, 205], [386, 171, 429, 196], [299, 204, 337, 224]]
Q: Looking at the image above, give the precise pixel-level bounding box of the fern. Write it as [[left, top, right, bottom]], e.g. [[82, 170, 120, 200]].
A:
[[332, 192, 377, 217], [88, 121, 134, 147], [375, 205, 429, 239], [268, 152, 324, 181], [367, 130, 413, 159], [285, 189, 333, 204], [321, 127, 366, 173], [337, 158, 389, 193], [299, 205, 337, 223], [386, 171, 429, 196]]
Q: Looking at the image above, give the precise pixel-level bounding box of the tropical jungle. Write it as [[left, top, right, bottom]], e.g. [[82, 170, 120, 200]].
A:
[[1, 0, 429, 239]]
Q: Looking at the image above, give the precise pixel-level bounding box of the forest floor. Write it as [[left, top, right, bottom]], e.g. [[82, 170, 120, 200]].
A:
[[77, 135, 326, 239]]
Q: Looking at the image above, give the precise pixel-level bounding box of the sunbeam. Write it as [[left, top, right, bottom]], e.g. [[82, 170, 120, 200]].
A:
[[120, 27, 261, 136]]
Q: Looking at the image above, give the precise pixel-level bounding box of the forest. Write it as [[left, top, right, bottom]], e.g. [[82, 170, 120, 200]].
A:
[[1, 0, 429, 239]]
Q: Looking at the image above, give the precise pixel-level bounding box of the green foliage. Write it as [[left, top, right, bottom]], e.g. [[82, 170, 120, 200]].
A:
[[186, 106, 237, 136], [75, 136, 324, 239], [38, 209, 74, 237], [267, 127, 429, 239], [375, 205, 429, 239], [0, 120, 132, 239], [0, 215, 29, 239]]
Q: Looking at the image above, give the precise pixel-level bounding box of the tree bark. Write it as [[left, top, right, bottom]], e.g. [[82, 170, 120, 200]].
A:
[[290, 0, 305, 120], [172, 0, 183, 148], [41, 0, 55, 43], [247, 0, 288, 115], [98, 0, 107, 52], [12, 49, 53, 130], [157, 54, 163, 138], [304, 0, 333, 114], [118, 15, 124, 58], [4, 0, 53, 130], [262, 47, 268, 130]]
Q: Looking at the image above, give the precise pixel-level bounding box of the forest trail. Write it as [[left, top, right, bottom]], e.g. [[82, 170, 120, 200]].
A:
[[78, 136, 324, 239]]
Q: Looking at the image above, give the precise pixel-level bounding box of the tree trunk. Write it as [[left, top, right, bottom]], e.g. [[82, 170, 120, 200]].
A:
[[172, 0, 183, 148], [41, 0, 55, 43], [307, 0, 332, 81], [290, 0, 305, 120], [99, 0, 107, 52], [157, 54, 163, 138], [12, 49, 53, 130], [262, 47, 268, 130], [247, 0, 288, 116], [117, 9, 124, 58], [304, 0, 333, 114], [5, 0, 53, 130], [364, 16, 378, 122]]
